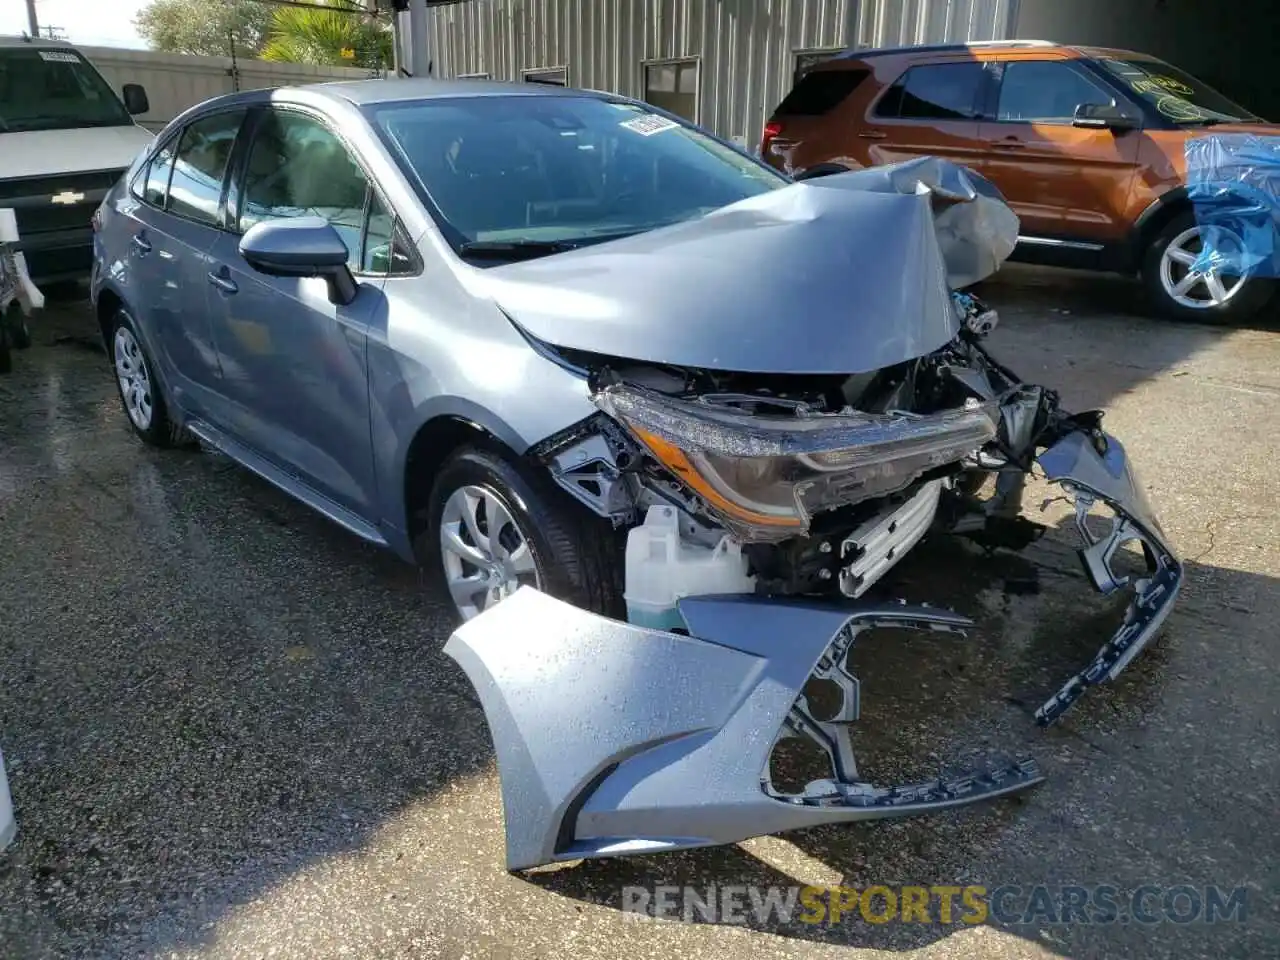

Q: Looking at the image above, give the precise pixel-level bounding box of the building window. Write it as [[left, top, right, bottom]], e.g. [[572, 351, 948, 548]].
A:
[[644, 59, 698, 122], [793, 48, 843, 86], [523, 67, 567, 86]]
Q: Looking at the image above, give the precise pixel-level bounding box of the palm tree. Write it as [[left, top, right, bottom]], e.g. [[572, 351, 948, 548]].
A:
[[261, 0, 392, 70]]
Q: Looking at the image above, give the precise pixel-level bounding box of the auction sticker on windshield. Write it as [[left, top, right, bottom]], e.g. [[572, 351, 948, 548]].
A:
[[38, 51, 80, 63], [620, 114, 680, 136]]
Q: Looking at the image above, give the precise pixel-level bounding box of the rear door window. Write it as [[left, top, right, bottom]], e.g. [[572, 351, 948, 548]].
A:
[[996, 61, 1116, 123], [773, 69, 869, 117], [875, 63, 985, 120], [167, 111, 247, 226]]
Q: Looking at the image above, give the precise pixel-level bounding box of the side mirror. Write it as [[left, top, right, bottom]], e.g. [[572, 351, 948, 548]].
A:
[[1073, 102, 1139, 132], [239, 218, 359, 306], [122, 83, 150, 116]]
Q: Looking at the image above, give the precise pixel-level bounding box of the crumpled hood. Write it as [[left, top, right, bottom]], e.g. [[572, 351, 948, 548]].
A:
[[0, 124, 153, 179], [480, 174, 968, 376]]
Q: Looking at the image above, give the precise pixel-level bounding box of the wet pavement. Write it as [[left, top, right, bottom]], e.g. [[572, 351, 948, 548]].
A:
[[0, 267, 1277, 959]]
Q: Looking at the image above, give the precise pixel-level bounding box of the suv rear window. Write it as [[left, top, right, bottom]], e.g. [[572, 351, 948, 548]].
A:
[[773, 69, 869, 117], [875, 63, 984, 120]]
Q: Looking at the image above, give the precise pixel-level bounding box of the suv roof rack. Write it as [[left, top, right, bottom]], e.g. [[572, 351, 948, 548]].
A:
[[836, 39, 1056, 60]]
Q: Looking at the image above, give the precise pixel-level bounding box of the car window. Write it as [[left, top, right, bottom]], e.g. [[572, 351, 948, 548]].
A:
[[0, 46, 133, 132], [1094, 57, 1256, 123], [876, 63, 984, 120], [167, 111, 246, 226], [240, 110, 368, 268], [361, 190, 414, 275], [996, 61, 1115, 123], [140, 134, 178, 208], [368, 94, 787, 250]]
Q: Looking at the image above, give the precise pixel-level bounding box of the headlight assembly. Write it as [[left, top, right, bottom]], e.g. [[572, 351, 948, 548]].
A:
[[595, 384, 998, 541]]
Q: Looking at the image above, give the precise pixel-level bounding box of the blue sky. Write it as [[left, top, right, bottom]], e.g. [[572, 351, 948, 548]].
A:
[[1, 0, 150, 49]]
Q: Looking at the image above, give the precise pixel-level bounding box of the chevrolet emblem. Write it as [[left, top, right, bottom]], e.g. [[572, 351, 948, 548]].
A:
[[51, 190, 85, 205]]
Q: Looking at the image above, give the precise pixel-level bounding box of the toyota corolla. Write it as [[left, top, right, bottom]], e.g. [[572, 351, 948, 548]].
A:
[[92, 78, 1182, 872]]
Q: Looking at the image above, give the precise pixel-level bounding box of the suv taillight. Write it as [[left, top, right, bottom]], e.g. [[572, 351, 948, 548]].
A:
[[761, 120, 783, 157]]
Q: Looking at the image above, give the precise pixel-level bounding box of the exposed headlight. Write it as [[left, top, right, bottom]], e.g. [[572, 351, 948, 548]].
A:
[[594, 384, 998, 541]]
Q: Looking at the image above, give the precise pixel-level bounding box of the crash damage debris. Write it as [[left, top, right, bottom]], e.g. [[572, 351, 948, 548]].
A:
[[449, 157, 1183, 870]]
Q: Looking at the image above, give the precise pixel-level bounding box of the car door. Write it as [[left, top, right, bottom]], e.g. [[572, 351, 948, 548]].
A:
[[976, 58, 1143, 243], [123, 110, 246, 417], [858, 61, 988, 170], [204, 106, 382, 521]]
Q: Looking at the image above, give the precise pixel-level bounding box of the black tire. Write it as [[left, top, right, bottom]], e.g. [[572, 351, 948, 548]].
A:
[[420, 445, 625, 623], [1141, 212, 1274, 323], [107, 307, 192, 448], [3, 303, 30, 350], [0, 320, 11, 374]]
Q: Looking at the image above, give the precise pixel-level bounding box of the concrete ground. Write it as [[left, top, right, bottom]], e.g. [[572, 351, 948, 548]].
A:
[[0, 266, 1276, 960]]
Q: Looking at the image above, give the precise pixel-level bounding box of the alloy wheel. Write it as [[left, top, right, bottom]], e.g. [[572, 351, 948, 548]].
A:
[[1159, 224, 1251, 310], [113, 326, 154, 431], [439, 484, 541, 620]]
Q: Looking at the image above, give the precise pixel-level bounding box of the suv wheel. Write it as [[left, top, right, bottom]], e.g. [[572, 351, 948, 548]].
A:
[[108, 308, 191, 447], [422, 446, 624, 623], [1142, 213, 1272, 322]]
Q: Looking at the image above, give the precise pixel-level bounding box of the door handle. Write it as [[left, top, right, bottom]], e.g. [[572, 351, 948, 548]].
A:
[[858, 131, 887, 140], [993, 138, 1026, 149], [207, 271, 238, 295], [131, 234, 152, 254]]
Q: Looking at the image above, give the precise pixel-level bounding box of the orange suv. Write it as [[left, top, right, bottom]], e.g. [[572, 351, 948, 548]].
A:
[[762, 40, 1278, 321]]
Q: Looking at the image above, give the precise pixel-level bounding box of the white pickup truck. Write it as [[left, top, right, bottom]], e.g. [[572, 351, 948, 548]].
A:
[[0, 35, 153, 284]]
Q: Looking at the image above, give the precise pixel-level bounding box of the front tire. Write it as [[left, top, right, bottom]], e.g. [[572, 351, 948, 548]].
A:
[[1141, 212, 1273, 323], [421, 446, 624, 623], [108, 307, 190, 448]]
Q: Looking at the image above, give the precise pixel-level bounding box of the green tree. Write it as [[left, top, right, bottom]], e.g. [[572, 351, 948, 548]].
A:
[[261, 0, 392, 70], [134, 0, 275, 58]]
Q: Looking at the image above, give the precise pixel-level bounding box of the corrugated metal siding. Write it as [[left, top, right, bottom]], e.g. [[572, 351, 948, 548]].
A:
[[427, 0, 1013, 144]]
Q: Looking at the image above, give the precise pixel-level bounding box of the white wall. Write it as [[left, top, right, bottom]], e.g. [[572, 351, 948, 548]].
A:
[[79, 46, 377, 131]]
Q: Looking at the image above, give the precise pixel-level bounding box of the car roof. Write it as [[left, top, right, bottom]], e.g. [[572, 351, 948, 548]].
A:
[[179, 76, 618, 120], [832, 39, 1063, 61], [0, 34, 76, 49]]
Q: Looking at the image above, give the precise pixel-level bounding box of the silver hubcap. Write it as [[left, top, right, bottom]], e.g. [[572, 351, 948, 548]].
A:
[[1159, 225, 1250, 310], [439, 484, 540, 620], [113, 325, 153, 430]]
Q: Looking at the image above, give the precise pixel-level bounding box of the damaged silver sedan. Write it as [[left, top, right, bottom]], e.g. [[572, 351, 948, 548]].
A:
[[92, 79, 1181, 873]]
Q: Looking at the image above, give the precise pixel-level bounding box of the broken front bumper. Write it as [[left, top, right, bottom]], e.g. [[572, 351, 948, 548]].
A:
[[1034, 429, 1183, 725], [444, 428, 1182, 871], [446, 587, 1044, 872]]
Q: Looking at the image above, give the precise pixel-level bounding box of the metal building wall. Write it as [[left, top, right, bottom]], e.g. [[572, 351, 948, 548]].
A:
[[427, 0, 1014, 145]]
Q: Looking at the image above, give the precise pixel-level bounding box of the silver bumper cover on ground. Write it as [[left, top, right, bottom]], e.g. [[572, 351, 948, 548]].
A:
[[444, 428, 1181, 871], [445, 588, 1044, 871]]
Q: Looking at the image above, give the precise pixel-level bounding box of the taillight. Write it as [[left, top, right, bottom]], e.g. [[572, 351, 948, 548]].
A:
[[761, 120, 783, 157]]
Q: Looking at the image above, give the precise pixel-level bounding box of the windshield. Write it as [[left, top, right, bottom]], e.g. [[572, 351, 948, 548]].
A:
[[368, 95, 788, 251], [1094, 57, 1259, 124], [0, 46, 133, 133]]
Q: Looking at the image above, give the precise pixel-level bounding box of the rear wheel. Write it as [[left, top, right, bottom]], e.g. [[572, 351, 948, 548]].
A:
[[108, 308, 191, 447], [1142, 213, 1273, 322], [421, 446, 624, 624]]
